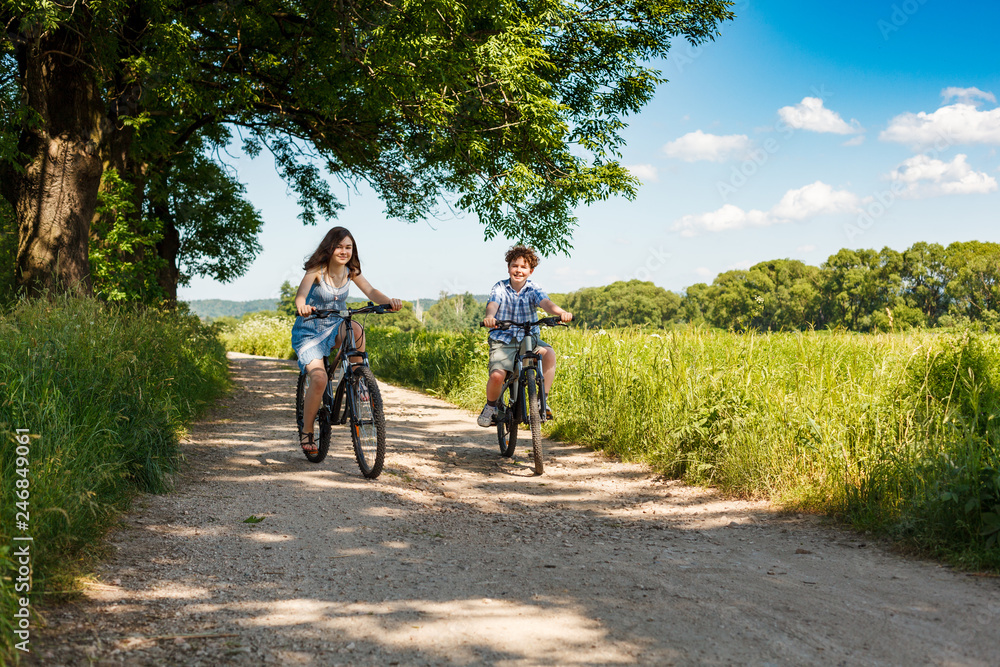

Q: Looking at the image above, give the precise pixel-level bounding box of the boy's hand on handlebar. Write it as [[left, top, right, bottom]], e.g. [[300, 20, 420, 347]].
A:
[[482, 315, 498, 329], [559, 311, 573, 323]]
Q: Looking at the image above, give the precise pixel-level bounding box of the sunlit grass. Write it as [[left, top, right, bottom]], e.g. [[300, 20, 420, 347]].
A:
[[370, 325, 1000, 570], [0, 296, 230, 661], [217, 312, 296, 359], [215, 318, 1000, 569]]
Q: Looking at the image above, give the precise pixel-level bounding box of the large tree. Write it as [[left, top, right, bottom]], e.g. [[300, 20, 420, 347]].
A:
[[1, 0, 735, 298]]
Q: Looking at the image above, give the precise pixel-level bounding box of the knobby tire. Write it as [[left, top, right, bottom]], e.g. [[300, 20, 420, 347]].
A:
[[350, 365, 386, 478], [525, 369, 543, 475], [497, 385, 517, 457]]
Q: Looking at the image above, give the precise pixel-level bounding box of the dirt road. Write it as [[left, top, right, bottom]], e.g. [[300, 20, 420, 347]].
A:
[[30, 353, 1000, 666]]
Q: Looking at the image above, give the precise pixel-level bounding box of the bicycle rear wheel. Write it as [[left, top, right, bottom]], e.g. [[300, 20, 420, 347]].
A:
[[496, 386, 517, 457], [349, 365, 386, 478], [296, 372, 331, 463], [525, 368, 543, 475]]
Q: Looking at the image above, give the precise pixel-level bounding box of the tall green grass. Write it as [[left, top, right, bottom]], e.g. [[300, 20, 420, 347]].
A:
[[370, 326, 1000, 569], [0, 296, 230, 662], [217, 320, 1000, 569], [217, 312, 295, 359]]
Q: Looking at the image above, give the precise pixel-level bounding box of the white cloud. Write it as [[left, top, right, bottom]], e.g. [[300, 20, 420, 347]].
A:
[[778, 97, 862, 135], [672, 181, 861, 237], [942, 87, 996, 106], [797, 244, 817, 252], [625, 164, 659, 182], [662, 130, 752, 162], [694, 267, 713, 278], [769, 181, 861, 221], [887, 154, 998, 198], [843, 135, 865, 146], [727, 260, 754, 271], [880, 99, 1000, 149]]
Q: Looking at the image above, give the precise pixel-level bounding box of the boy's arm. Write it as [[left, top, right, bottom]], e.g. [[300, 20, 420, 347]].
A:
[[539, 298, 573, 322], [482, 301, 500, 328]]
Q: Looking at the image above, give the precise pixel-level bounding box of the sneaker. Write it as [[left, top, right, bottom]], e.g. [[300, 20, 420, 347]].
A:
[[545, 406, 554, 420], [477, 404, 498, 427]]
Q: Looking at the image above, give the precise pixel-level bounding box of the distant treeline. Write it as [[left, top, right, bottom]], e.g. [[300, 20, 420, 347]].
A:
[[556, 241, 1000, 332], [188, 298, 278, 320], [194, 241, 1000, 333]]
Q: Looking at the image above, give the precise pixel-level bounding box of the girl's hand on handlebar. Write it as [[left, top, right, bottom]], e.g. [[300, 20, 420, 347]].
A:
[[388, 298, 402, 312], [297, 303, 316, 317]]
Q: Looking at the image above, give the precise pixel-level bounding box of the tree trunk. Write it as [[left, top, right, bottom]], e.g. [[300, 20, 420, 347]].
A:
[[12, 25, 105, 296], [156, 218, 181, 303]]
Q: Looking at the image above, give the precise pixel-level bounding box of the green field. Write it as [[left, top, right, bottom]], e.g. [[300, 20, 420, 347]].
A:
[[222, 319, 1000, 569]]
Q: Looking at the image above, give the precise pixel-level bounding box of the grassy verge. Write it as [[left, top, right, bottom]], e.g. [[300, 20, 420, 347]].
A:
[[370, 326, 1000, 570], [217, 320, 1000, 570], [216, 312, 296, 359], [0, 296, 230, 662]]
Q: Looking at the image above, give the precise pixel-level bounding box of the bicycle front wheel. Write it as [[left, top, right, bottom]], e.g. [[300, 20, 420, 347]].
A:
[[349, 366, 386, 478], [496, 386, 517, 458], [296, 372, 331, 463], [525, 368, 543, 475]]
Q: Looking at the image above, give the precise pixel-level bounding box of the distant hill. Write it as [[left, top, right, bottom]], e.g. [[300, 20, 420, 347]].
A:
[[185, 293, 491, 321], [185, 299, 278, 320]]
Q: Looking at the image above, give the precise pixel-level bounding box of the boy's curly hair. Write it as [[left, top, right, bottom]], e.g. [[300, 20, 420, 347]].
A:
[[505, 245, 539, 269]]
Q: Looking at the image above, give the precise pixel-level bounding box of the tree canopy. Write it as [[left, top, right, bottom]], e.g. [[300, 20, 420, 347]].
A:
[[0, 0, 736, 300]]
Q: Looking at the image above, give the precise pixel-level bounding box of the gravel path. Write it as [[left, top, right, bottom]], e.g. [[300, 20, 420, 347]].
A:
[[29, 353, 1000, 666]]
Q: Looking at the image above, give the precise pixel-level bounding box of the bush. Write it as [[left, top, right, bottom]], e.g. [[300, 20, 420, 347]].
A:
[[218, 312, 296, 358]]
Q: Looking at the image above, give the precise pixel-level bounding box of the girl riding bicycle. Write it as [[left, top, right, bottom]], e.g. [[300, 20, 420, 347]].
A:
[[291, 227, 401, 455]]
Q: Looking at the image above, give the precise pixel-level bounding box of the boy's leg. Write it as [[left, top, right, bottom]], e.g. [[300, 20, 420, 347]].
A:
[[485, 370, 506, 402], [539, 345, 557, 393], [479, 341, 514, 427]]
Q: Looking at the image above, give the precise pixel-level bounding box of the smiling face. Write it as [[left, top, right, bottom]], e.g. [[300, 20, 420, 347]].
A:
[[507, 256, 533, 286], [331, 236, 354, 268]]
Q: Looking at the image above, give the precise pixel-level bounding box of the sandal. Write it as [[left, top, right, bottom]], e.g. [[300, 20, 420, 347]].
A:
[[299, 431, 318, 455]]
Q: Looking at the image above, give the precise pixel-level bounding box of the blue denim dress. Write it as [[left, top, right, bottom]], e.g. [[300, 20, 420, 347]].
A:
[[290, 271, 349, 373]]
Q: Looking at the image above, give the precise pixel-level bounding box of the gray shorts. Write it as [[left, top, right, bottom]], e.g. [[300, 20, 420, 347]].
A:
[[488, 338, 552, 376]]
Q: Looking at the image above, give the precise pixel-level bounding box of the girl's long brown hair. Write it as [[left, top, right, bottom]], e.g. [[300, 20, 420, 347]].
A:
[[303, 227, 361, 278]]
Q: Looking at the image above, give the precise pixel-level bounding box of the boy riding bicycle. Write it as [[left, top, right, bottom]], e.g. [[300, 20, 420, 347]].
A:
[[478, 245, 573, 427]]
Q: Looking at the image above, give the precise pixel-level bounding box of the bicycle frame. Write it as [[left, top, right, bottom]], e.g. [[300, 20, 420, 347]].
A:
[[320, 310, 370, 426], [497, 330, 548, 426]]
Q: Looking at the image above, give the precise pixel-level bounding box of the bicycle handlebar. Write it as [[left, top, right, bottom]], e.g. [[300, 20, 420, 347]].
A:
[[479, 316, 568, 330], [304, 302, 393, 321]]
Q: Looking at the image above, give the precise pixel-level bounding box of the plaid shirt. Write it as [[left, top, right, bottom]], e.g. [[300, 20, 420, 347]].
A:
[[487, 279, 548, 344]]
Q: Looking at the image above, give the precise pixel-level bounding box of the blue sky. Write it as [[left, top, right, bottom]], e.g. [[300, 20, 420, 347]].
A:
[[179, 0, 1000, 303]]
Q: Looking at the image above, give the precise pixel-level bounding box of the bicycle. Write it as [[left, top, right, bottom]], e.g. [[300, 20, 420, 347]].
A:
[[295, 302, 391, 478], [481, 316, 567, 475]]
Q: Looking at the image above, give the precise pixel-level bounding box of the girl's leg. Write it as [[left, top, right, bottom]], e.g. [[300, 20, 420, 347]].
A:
[[333, 320, 365, 364], [301, 358, 328, 435], [539, 346, 557, 393]]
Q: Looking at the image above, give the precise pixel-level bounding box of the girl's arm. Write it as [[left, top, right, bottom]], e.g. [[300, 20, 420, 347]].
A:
[[539, 298, 573, 322], [352, 273, 402, 311], [294, 270, 321, 316]]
